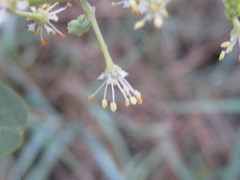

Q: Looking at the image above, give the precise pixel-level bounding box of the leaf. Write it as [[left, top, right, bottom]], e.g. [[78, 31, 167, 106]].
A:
[[0, 82, 28, 157], [0, 127, 22, 157]]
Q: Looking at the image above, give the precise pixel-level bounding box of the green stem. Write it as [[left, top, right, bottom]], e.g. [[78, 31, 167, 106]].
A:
[[232, 18, 240, 31], [28, 0, 73, 6], [7, 8, 41, 19], [79, 0, 114, 69]]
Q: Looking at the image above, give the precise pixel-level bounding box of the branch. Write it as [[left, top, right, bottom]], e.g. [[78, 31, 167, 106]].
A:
[[28, 0, 75, 6]]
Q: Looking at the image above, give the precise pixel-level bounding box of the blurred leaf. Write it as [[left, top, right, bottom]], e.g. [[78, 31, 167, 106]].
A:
[[124, 145, 164, 180], [89, 106, 131, 166], [0, 82, 28, 157], [9, 120, 60, 180], [222, 128, 240, 180], [0, 83, 27, 129], [0, 127, 22, 156], [25, 126, 75, 180], [82, 128, 126, 180]]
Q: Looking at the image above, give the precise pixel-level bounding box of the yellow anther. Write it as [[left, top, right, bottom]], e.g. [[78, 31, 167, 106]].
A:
[[60, 33, 66, 38], [221, 41, 230, 48], [150, 4, 158, 12], [125, 99, 130, 107], [66, 3, 72, 8], [25, 17, 31, 23], [40, 39, 46, 46], [219, 51, 225, 61], [134, 90, 141, 98], [113, 81, 117, 86], [88, 95, 95, 101], [102, 99, 108, 108], [226, 46, 233, 53], [130, 97, 137, 105], [51, 31, 56, 35], [154, 17, 163, 28], [132, 9, 141, 16], [162, 9, 169, 18], [130, 1, 137, 8], [137, 97, 142, 104], [43, 4, 50, 10], [110, 102, 117, 112], [134, 21, 145, 30], [34, 29, 39, 35], [112, 2, 115, 6]]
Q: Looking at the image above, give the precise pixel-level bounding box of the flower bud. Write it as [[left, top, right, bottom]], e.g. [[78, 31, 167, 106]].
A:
[[68, 15, 91, 37], [224, 0, 240, 19]]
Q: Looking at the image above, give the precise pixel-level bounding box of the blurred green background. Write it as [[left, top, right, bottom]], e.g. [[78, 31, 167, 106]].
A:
[[1, 0, 240, 179]]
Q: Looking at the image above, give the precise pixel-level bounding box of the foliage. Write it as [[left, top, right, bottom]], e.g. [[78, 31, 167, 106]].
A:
[[0, 82, 27, 157]]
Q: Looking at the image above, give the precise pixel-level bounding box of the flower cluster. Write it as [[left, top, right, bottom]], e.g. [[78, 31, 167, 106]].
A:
[[1, 0, 143, 112], [27, 2, 72, 45], [219, 18, 240, 61], [88, 64, 142, 112], [112, 0, 170, 29], [224, 0, 240, 19]]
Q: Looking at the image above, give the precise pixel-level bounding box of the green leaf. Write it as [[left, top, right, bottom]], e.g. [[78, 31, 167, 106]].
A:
[[68, 15, 91, 37], [0, 127, 22, 157], [0, 82, 28, 157]]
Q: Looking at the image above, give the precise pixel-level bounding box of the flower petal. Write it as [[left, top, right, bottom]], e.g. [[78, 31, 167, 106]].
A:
[[28, 23, 36, 31], [97, 72, 106, 80]]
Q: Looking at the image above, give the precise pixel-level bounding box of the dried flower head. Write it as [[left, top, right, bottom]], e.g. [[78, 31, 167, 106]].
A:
[[27, 2, 72, 45], [88, 64, 142, 112]]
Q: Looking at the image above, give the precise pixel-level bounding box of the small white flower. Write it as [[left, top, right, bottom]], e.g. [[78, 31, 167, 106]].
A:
[[219, 18, 240, 61], [219, 30, 239, 60], [112, 0, 131, 8], [134, 0, 170, 29], [112, 0, 147, 14], [88, 65, 142, 112], [112, 0, 170, 29], [27, 2, 72, 45]]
